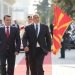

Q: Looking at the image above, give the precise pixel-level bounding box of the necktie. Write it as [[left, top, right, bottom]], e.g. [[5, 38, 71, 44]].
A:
[[6, 27, 10, 38], [36, 25, 38, 37]]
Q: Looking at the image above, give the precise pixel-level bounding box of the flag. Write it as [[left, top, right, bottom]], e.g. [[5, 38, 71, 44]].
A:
[[52, 5, 72, 55], [20, 26, 24, 30]]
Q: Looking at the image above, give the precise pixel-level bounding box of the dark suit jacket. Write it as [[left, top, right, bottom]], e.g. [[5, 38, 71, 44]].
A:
[[50, 24, 53, 36], [22, 24, 51, 54], [0, 25, 21, 55], [61, 32, 70, 49], [12, 24, 19, 30]]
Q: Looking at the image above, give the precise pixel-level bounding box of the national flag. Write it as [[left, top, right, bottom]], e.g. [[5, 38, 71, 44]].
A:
[[52, 5, 72, 54]]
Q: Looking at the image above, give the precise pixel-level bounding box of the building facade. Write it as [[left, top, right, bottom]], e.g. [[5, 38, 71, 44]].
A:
[[0, 0, 15, 19]]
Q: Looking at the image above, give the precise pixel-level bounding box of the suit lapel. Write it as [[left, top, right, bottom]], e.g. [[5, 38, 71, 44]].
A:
[[9, 26, 13, 38], [3, 27, 7, 38]]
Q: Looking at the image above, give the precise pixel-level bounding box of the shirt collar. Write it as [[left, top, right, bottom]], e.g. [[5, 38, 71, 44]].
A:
[[34, 23, 40, 26], [5, 25, 10, 28], [34, 23, 40, 28]]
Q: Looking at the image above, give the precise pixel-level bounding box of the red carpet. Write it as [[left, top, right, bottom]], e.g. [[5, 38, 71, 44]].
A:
[[14, 52, 52, 75]]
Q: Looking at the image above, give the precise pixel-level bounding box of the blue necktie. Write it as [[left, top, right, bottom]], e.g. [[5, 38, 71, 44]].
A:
[[36, 25, 38, 36]]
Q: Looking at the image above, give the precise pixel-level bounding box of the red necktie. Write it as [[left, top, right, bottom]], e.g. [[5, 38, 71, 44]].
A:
[[6, 27, 10, 38]]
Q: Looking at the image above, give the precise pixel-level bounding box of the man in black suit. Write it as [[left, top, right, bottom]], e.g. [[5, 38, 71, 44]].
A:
[[50, 24, 53, 37], [22, 14, 51, 75], [12, 20, 20, 32], [27, 16, 33, 25], [25, 15, 33, 75], [0, 19, 2, 25], [0, 15, 21, 75], [60, 32, 69, 58]]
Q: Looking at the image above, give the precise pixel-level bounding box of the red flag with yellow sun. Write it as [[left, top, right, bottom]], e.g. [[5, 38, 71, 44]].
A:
[[52, 5, 72, 54]]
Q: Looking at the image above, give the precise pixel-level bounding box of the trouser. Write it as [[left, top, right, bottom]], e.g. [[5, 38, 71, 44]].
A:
[[61, 43, 65, 58], [29, 47, 45, 75], [0, 58, 2, 75], [0, 49, 15, 75], [26, 52, 30, 75]]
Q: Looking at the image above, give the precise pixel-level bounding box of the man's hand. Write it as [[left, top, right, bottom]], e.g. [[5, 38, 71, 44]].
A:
[[15, 52, 19, 55], [24, 47, 29, 52]]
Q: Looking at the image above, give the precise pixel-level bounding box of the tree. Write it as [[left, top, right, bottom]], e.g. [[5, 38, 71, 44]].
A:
[[36, 0, 50, 24], [53, 0, 75, 18]]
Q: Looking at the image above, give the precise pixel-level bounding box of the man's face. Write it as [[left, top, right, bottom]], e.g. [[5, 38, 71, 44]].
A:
[[28, 18, 33, 23], [4, 16, 11, 26], [33, 15, 40, 24]]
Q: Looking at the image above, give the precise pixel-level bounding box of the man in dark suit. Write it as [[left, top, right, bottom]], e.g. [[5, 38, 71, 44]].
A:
[[25, 15, 33, 75], [0, 19, 2, 25], [0, 15, 21, 75], [50, 23, 53, 37], [12, 20, 20, 32], [60, 32, 69, 58], [22, 14, 51, 75], [27, 16, 33, 25]]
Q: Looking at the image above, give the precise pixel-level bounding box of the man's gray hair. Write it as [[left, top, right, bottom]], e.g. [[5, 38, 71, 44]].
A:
[[33, 13, 40, 17]]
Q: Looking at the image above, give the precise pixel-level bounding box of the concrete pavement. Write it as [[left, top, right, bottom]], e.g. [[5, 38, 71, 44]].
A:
[[15, 49, 75, 75], [52, 49, 75, 75]]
